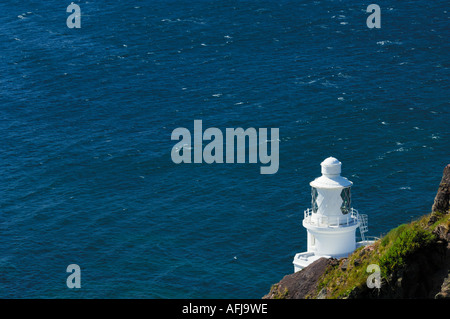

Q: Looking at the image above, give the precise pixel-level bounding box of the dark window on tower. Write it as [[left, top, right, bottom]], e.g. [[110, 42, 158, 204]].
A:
[[340, 187, 351, 214], [311, 187, 319, 213]]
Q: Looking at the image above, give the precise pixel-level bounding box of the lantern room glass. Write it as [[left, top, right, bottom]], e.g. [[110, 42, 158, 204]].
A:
[[340, 187, 351, 215], [311, 187, 319, 213]]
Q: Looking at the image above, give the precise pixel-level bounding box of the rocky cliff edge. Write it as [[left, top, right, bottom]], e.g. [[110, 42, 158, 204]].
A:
[[264, 164, 450, 299]]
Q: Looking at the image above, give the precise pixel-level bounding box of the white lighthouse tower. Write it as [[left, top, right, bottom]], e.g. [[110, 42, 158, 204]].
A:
[[293, 157, 369, 272]]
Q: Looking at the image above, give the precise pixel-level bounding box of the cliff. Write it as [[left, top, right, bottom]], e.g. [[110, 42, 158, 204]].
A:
[[264, 164, 450, 299]]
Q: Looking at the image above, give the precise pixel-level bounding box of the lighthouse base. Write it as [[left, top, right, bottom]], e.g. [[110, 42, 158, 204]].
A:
[[293, 252, 331, 273], [292, 240, 376, 272]]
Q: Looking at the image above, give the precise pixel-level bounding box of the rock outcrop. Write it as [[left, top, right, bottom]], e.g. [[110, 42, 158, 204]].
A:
[[262, 258, 337, 299], [432, 164, 450, 214], [264, 164, 450, 299]]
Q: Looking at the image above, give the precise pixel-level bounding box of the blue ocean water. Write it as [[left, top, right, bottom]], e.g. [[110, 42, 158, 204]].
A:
[[0, 1, 448, 298]]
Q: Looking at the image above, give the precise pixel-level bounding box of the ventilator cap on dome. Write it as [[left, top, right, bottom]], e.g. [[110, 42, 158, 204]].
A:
[[310, 157, 352, 189], [321, 157, 342, 176]]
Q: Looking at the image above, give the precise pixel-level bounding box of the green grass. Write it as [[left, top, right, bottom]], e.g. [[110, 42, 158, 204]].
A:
[[314, 244, 380, 298], [313, 212, 449, 299], [378, 217, 436, 277], [268, 284, 289, 299]]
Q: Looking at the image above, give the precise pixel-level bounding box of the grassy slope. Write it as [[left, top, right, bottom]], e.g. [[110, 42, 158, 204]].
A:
[[310, 211, 450, 299]]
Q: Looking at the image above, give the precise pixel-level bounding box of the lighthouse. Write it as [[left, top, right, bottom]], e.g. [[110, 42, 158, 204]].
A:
[[293, 157, 369, 272]]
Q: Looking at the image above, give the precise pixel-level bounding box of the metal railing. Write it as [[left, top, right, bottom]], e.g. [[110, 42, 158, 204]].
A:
[[303, 207, 360, 228], [359, 213, 368, 241]]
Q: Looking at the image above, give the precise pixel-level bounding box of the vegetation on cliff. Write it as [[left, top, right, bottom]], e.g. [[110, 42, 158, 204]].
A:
[[264, 164, 450, 299], [312, 212, 450, 299]]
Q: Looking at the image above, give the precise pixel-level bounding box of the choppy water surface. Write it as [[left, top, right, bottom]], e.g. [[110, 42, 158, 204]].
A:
[[0, 1, 448, 298]]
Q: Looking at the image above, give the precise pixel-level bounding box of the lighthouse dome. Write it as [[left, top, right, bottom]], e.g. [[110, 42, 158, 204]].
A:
[[321, 157, 341, 176], [310, 157, 352, 189]]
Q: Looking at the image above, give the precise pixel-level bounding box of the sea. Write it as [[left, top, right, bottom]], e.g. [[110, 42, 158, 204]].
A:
[[0, 0, 448, 298]]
